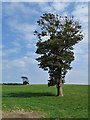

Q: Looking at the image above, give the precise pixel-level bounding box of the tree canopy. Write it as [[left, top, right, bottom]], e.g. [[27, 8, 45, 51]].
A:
[[34, 13, 83, 96]]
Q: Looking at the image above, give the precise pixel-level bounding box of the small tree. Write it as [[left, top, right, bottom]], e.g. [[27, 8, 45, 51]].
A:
[[21, 76, 29, 85], [34, 13, 83, 96]]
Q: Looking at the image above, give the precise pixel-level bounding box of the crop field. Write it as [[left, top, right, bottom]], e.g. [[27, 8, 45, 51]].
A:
[[2, 84, 88, 118]]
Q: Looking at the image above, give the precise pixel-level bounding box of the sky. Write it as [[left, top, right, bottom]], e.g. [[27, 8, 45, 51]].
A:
[[1, 0, 89, 84]]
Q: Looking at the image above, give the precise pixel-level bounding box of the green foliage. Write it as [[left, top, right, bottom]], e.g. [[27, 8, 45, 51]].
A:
[[2, 84, 88, 118], [34, 13, 83, 84]]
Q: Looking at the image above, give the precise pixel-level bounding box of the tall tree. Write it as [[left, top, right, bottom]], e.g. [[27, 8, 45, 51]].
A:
[[34, 13, 83, 96]]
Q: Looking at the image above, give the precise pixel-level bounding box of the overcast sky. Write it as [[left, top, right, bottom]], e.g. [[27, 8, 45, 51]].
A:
[[1, 1, 88, 84]]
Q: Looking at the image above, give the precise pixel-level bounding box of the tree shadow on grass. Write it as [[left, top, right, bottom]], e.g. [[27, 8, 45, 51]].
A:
[[3, 92, 55, 98]]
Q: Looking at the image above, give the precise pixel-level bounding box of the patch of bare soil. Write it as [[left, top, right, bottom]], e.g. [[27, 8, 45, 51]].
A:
[[2, 110, 44, 118]]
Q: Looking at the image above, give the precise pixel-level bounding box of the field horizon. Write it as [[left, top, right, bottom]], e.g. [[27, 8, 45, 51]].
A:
[[2, 84, 88, 118]]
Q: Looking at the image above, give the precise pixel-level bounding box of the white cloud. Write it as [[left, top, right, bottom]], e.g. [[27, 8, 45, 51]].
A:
[[0, 44, 2, 58], [74, 43, 88, 62], [2, 2, 39, 57], [41, 35, 50, 42], [71, 3, 88, 63], [3, 2, 39, 15], [66, 69, 88, 84], [3, 52, 38, 69], [0, 0, 39, 1], [2, 39, 22, 58], [52, 2, 70, 11], [2, 2, 39, 72], [2, 0, 90, 2], [12, 40, 22, 48], [38, 2, 70, 13], [72, 3, 88, 30], [72, 3, 88, 24], [3, 47, 20, 57], [51, 0, 89, 2], [0, 44, 3, 49], [3, 2, 40, 32], [9, 20, 36, 34], [8, 20, 37, 49], [38, 2, 54, 13], [0, 50, 2, 59]]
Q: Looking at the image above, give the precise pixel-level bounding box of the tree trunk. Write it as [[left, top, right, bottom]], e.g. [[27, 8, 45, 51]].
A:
[[56, 80, 63, 96]]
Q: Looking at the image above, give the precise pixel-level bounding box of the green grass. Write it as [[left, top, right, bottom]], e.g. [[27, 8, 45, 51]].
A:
[[2, 84, 88, 118]]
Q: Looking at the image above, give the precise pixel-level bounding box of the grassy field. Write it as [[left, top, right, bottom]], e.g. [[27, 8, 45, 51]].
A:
[[2, 84, 88, 118]]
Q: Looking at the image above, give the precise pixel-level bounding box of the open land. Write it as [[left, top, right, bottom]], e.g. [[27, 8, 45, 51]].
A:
[[2, 84, 88, 118]]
